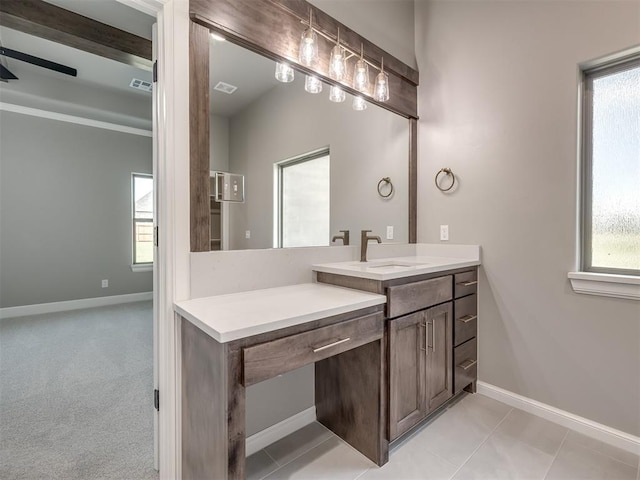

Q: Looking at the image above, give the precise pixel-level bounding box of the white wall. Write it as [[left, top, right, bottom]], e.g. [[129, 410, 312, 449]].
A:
[[415, 0, 640, 435], [210, 114, 229, 171], [226, 76, 408, 250]]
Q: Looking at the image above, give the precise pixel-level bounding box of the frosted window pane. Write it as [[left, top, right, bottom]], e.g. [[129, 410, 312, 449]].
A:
[[590, 65, 640, 271], [282, 155, 330, 248]]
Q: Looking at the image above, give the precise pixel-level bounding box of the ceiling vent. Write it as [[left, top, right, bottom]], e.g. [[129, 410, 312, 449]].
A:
[[214, 81, 237, 94], [130, 78, 152, 92]]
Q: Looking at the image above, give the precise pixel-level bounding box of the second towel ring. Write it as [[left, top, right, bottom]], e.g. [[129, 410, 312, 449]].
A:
[[377, 177, 394, 198], [435, 168, 456, 192]]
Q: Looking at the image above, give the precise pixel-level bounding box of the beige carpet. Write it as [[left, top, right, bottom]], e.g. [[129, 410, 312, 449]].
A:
[[0, 301, 157, 480]]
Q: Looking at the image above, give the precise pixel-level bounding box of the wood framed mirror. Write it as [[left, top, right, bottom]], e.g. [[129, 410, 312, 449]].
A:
[[189, 0, 418, 252]]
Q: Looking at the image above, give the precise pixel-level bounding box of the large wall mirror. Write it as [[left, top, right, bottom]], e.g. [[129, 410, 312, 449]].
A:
[[209, 38, 409, 250], [189, 0, 419, 252]]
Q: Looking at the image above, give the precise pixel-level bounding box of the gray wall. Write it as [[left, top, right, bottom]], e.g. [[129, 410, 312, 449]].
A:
[[227, 76, 408, 250], [210, 114, 229, 172], [0, 111, 153, 308], [415, 0, 640, 435]]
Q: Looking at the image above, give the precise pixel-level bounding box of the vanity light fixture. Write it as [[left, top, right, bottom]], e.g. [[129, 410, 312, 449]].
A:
[[373, 57, 389, 102], [299, 11, 318, 66], [328, 28, 347, 82], [329, 85, 345, 103], [352, 95, 367, 111], [353, 44, 370, 94], [304, 75, 323, 94], [275, 62, 294, 83]]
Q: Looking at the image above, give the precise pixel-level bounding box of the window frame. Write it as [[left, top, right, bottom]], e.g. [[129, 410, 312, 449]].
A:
[[275, 148, 330, 249], [580, 55, 640, 277], [132, 172, 154, 266]]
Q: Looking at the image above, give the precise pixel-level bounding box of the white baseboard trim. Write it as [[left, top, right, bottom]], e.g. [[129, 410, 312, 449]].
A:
[[246, 407, 316, 457], [0, 292, 153, 320], [477, 381, 640, 456]]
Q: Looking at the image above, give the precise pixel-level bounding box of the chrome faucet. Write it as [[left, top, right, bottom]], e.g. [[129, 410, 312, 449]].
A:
[[331, 230, 350, 245], [360, 230, 382, 262]]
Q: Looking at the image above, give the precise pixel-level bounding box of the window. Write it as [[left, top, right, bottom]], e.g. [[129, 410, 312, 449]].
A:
[[276, 150, 330, 248], [132, 173, 153, 265], [581, 56, 640, 276]]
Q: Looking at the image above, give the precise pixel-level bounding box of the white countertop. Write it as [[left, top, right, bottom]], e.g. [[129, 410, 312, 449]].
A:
[[313, 254, 481, 281], [174, 283, 386, 343]]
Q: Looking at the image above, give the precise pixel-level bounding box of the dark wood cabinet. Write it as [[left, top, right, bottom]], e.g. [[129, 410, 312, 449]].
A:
[[425, 302, 453, 413], [389, 310, 426, 439]]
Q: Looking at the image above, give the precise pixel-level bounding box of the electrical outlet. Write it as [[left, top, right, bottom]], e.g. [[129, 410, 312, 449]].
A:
[[440, 225, 449, 241], [386, 226, 394, 240], [245, 230, 251, 239], [101, 279, 109, 288]]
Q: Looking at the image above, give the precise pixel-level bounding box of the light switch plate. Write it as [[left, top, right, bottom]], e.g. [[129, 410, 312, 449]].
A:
[[386, 226, 394, 240], [101, 279, 109, 288], [245, 230, 251, 239], [440, 225, 449, 241]]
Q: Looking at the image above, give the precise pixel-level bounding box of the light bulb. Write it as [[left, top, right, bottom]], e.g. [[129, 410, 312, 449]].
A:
[[353, 59, 370, 93], [329, 85, 345, 103], [352, 96, 367, 111], [305, 75, 323, 94], [299, 28, 318, 66], [275, 63, 294, 83], [374, 71, 389, 102], [329, 45, 346, 81]]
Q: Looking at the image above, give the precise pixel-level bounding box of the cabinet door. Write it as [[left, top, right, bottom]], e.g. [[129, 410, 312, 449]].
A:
[[425, 302, 453, 413], [389, 310, 426, 440]]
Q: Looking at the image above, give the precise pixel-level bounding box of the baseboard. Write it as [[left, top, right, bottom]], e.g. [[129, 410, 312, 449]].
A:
[[477, 381, 640, 456], [246, 407, 316, 457], [0, 292, 153, 320]]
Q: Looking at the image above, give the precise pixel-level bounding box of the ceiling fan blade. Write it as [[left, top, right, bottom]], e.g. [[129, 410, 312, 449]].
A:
[[0, 63, 18, 80], [0, 47, 77, 77]]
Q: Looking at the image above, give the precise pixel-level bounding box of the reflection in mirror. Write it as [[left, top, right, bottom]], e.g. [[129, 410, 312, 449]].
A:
[[209, 37, 408, 250]]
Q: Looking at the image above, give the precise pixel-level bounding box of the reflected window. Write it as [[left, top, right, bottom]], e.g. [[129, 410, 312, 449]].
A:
[[276, 150, 330, 248], [581, 56, 639, 274], [132, 173, 154, 264]]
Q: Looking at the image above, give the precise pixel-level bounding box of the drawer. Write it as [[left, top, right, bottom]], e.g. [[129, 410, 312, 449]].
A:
[[454, 270, 477, 298], [454, 295, 477, 347], [454, 337, 477, 394], [387, 276, 452, 318], [243, 312, 383, 386]]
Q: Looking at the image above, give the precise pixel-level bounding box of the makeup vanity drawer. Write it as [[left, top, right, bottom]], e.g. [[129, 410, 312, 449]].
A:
[[454, 338, 477, 394], [454, 270, 477, 298], [243, 312, 383, 386], [454, 295, 477, 347], [387, 275, 452, 318]]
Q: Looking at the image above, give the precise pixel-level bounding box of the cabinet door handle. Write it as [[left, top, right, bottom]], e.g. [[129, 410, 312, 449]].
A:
[[312, 338, 350, 353], [458, 314, 477, 323], [431, 321, 435, 354], [419, 323, 428, 354], [457, 280, 478, 287], [457, 359, 477, 370]]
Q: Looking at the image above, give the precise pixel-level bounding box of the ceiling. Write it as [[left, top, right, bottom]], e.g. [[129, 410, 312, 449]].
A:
[[210, 38, 281, 118]]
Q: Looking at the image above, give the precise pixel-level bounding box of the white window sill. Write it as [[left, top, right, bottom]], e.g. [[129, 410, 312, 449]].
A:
[[568, 272, 640, 301], [131, 263, 153, 273]]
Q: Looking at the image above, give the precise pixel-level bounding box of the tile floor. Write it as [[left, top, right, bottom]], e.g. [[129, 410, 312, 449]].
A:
[[247, 393, 640, 480]]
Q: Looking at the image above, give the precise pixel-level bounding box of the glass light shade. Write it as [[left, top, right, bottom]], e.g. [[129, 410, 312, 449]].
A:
[[275, 63, 294, 83], [353, 59, 370, 93], [329, 85, 345, 103], [352, 96, 367, 111], [374, 71, 390, 102], [329, 45, 347, 81], [299, 28, 318, 66], [305, 75, 323, 94]]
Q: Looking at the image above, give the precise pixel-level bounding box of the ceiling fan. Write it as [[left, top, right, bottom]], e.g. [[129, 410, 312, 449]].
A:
[[0, 46, 77, 82]]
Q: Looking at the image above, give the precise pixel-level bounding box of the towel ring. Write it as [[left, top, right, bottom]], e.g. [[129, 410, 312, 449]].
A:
[[377, 177, 394, 198], [435, 168, 455, 192]]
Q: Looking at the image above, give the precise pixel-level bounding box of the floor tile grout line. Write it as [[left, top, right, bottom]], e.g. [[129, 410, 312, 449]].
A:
[[575, 440, 640, 469], [446, 406, 515, 480], [542, 429, 569, 480], [262, 448, 280, 467], [260, 434, 335, 477]]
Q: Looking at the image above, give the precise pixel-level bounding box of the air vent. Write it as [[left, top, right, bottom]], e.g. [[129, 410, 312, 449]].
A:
[[130, 78, 152, 92], [214, 81, 237, 94]]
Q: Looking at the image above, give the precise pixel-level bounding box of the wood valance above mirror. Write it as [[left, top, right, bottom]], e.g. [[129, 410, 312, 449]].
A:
[[189, 0, 419, 252]]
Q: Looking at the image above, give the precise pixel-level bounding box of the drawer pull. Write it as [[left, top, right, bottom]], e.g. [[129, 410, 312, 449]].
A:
[[312, 337, 351, 353], [458, 314, 477, 323], [419, 323, 430, 355], [457, 280, 478, 287], [458, 359, 478, 370]]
